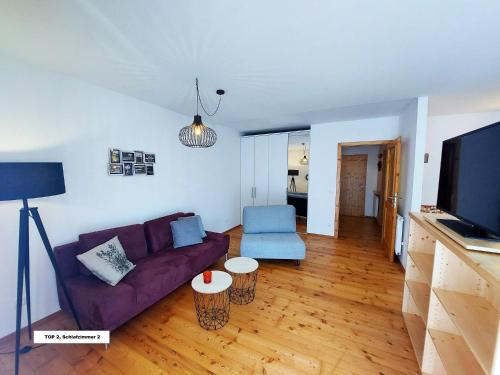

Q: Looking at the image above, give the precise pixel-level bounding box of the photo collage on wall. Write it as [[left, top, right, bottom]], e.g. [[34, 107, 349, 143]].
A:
[[108, 149, 155, 176]]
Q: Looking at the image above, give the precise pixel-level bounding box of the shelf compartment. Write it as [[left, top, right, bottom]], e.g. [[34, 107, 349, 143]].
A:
[[408, 251, 434, 285], [406, 280, 430, 321], [403, 312, 426, 368], [429, 329, 485, 375], [433, 288, 499, 374], [408, 220, 437, 254]]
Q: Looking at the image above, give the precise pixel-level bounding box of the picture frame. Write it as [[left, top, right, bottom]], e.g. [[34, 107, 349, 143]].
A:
[[123, 162, 134, 176], [144, 153, 156, 163], [109, 148, 121, 163], [146, 164, 154, 176], [134, 151, 144, 164], [121, 151, 135, 162], [108, 163, 124, 175], [134, 164, 146, 175]]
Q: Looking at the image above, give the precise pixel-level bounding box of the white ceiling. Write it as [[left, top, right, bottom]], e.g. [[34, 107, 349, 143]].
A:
[[1, 1, 500, 131]]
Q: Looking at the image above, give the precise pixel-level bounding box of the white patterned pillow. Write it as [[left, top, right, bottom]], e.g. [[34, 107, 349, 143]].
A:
[[76, 236, 135, 286]]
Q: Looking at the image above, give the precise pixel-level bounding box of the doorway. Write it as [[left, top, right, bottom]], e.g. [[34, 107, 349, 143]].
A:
[[334, 139, 401, 262], [339, 154, 368, 217], [287, 131, 310, 233]]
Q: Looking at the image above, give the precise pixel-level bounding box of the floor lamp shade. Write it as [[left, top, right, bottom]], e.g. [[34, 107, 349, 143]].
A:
[[0, 162, 65, 201]]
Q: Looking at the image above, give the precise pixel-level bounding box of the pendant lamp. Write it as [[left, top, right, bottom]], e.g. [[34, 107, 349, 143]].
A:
[[299, 143, 309, 165], [179, 78, 225, 148]]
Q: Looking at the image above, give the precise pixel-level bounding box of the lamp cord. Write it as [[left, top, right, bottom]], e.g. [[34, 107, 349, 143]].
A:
[[196, 78, 222, 117]]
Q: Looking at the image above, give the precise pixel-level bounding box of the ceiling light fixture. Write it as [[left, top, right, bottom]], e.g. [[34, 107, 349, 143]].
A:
[[299, 143, 309, 165], [179, 78, 225, 148]]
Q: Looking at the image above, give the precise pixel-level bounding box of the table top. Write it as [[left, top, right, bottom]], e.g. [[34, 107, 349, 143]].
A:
[[191, 271, 232, 294], [224, 257, 259, 274]]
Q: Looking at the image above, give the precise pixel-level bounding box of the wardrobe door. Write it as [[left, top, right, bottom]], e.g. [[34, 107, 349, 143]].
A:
[[254, 135, 269, 206], [268, 133, 288, 205], [241, 137, 255, 217]]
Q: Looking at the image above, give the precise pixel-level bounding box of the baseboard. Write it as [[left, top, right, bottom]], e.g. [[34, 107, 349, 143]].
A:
[[0, 310, 65, 348]]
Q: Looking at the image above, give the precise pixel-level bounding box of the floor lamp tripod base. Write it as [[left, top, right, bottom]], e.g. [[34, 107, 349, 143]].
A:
[[14, 199, 82, 375]]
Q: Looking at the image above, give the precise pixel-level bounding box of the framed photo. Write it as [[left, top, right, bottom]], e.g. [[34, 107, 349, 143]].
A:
[[108, 163, 124, 175], [109, 148, 121, 163], [123, 163, 134, 176], [146, 164, 154, 176], [144, 153, 156, 163], [121, 151, 135, 162], [134, 164, 146, 175], [134, 151, 144, 164]]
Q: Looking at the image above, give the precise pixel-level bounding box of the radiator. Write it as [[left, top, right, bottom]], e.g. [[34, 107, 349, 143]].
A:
[[394, 214, 404, 256]]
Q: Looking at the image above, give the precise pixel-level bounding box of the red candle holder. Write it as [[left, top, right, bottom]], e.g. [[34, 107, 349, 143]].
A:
[[203, 270, 212, 284]]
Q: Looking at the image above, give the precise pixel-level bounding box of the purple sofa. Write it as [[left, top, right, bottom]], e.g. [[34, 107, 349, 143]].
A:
[[54, 212, 229, 331]]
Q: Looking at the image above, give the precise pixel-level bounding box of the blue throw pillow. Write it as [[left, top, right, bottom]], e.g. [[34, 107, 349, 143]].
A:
[[179, 215, 207, 238], [170, 219, 203, 248]]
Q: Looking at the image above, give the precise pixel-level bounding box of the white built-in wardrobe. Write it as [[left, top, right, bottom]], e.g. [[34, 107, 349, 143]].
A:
[[241, 133, 288, 216]]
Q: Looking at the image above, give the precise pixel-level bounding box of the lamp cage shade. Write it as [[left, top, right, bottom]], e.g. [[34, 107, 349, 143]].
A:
[[179, 115, 217, 148], [0, 162, 66, 201]]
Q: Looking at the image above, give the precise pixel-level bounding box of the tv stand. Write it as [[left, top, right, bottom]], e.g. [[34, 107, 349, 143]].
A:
[[436, 218, 497, 240]]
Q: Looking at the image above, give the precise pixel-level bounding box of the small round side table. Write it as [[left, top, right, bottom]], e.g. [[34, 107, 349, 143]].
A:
[[224, 257, 259, 305], [191, 271, 233, 330]]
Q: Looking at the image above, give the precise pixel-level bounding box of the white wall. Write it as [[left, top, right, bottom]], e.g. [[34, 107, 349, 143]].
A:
[[287, 148, 309, 193], [308, 116, 400, 235], [0, 59, 241, 338], [397, 97, 428, 267], [422, 111, 500, 205], [342, 145, 380, 217]]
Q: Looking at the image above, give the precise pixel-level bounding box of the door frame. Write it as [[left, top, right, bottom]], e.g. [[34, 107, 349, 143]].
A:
[[333, 139, 396, 238]]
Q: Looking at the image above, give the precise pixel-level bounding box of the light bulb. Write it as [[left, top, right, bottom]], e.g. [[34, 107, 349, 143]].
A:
[[194, 125, 202, 136]]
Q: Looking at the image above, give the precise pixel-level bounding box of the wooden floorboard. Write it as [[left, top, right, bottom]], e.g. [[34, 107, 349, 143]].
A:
[[0, 215, 419, 374]]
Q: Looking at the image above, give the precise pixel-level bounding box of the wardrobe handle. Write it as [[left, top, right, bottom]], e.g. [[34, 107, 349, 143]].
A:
[[254, 187, 257, 198]]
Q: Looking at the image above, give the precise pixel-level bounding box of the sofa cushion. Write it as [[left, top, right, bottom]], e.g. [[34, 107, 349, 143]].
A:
[[122, 251, 191, 306], [171, 219, 203, 248], [240, 232, 305, 260], [143, 212, 186, 253], [76, 236, 135, 286], [179, 215, 207, 238], [180, 236, 229, 273], [243, 205, 296, 234], [78, 224, 148, 276], [65, 276, 137, 331]]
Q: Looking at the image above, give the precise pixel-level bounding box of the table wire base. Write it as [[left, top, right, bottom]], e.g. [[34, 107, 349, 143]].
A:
[[193, 289, 230, 330], [228, 269, 258, 305]]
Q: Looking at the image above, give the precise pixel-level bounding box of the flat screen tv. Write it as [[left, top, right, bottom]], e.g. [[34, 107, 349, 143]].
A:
[[436, 121, 500, 239]]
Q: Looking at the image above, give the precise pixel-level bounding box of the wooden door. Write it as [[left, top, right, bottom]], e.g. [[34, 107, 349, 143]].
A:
[[268, 133, 288, 205], [381, 138, 401, 262], [339, 155, 367, 217], [254, 135, 269, 206]]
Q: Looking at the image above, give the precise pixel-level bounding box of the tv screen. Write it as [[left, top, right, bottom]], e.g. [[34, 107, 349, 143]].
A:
[[437, 121, 500, 237]]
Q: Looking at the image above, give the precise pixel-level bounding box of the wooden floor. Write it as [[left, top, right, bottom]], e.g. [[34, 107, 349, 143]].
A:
[[0, 216, 418, 374]]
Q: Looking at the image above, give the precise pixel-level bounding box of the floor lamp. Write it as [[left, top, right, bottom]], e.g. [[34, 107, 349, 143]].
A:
[[0, 163, 82, 375]]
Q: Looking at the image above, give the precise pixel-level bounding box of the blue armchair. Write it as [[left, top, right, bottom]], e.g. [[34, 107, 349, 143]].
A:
[[240, 205, 306, 264]]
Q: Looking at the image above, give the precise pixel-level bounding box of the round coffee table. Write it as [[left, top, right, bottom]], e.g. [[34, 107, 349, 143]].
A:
[[224, 257, 259, 305], [191, 271, 232, 330]]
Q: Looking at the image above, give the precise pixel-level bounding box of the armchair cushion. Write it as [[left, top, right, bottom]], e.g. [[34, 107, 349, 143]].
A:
[[240, 232, 305, 260], [243, 205, 296, 234]]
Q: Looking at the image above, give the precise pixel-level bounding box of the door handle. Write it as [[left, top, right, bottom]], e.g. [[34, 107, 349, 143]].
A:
[[388, 194, 403, 208]]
